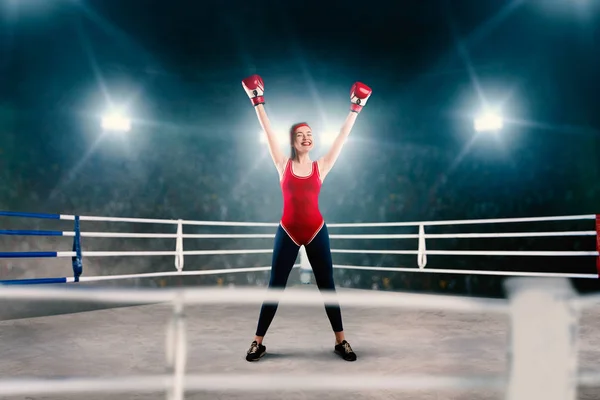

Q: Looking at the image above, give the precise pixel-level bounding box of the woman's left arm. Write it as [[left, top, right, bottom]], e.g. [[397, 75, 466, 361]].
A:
[[319, 82, 372, 180]]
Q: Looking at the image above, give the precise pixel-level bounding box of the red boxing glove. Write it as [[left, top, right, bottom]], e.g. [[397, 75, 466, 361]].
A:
[[350, 82, 372, 113], [242, 74, 265, 107]]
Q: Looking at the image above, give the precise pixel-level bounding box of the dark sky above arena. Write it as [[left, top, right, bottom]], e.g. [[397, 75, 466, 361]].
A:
[[1, 0, 599, 201], [3, 0, 599, 126]]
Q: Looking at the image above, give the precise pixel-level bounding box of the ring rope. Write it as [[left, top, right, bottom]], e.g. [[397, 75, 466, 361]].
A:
[[331, 249, 597, 256], [0, 280, 595, 398], [0, 286, 509, 313], [73, 265, 296, 283], [1, 210, 598, 285], [1, 229, 596, 239], [0, 373, 508, 396], [333, 264, 597, 279], [1, 249, 596, 258], [2, 262, 593, 286], [327, 214, 596, 228], [0, 210, 595, 227]]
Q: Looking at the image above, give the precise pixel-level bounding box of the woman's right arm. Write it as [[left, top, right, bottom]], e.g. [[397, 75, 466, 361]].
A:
[[242, 75, 287, 176], [254, 104, 287, 174]]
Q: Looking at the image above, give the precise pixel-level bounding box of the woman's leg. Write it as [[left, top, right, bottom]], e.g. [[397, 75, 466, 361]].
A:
[[304, 224, 356, 361], [304, 224, 343, 334], [254, 225, 300, 338]]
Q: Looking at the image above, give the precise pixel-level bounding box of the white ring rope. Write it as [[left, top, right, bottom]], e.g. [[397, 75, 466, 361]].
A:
[[71, 265, 293, 283], [49, 261, 595, 283], [331, 249, 598, 256], [0, 286, 509, 313], [64, 262, 596, 284], [56, 213, 594, 227], [56, 230, 596, 239], [326, 214, 596, 228], [2, 212, 597, 290], [62, 232, 276, 239], [60, 214, 279, 227], [7, 211, 590, 283], [0, 280, 596, 398], [0, 373, 507, 395], [53, 249, 274, 257], [48, 249, 597, 258], [333, 264, 598, 279]]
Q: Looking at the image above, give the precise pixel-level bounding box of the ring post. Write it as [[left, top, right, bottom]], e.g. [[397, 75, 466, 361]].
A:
[[71, 216, 83, 282], [417, 224, 427, 269], [165, 294, 187, 400], [299, 246, 311, 284], [174, 220, 184, 273], [505, 277, 579, 400]]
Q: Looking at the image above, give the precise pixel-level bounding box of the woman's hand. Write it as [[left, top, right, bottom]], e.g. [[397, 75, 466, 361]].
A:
[[242, 74, 287, 176], [319, 82, 372, 181]]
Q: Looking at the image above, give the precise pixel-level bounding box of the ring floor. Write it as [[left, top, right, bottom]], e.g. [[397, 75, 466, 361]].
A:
[[1, 285, 600, 400]]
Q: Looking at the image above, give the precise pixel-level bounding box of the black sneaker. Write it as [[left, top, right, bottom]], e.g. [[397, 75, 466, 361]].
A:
[[334, 340, 357, 361], [246, 341, 266, 362]]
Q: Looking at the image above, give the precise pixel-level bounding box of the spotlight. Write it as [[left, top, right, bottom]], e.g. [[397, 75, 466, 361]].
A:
[[101, 111, 131, 132], [474, 112, 503, 132]]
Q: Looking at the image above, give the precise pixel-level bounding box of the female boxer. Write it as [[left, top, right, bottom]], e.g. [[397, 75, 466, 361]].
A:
[[241, 75, 372, 362]]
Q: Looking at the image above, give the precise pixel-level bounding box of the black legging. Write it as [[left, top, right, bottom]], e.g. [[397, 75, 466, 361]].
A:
[[255, 224, 343, 336]]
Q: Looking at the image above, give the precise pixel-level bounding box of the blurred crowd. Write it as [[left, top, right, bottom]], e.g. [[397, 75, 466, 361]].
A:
[[1, 128, 599, 297]]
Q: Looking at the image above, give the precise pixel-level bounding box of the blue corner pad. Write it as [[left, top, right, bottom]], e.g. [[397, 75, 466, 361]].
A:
[[71, 216, 83, 282]]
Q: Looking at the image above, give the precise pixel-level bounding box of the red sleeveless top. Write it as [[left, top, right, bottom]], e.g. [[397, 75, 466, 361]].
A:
[[280, 159, 324, 246]]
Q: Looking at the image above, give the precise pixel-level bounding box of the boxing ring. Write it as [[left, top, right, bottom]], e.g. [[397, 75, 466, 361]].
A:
[[0, 210, 599, 400]]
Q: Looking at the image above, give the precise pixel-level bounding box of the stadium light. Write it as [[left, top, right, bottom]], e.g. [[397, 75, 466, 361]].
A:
[[101, 111, 131, 133], [474, 112, 503, 132]]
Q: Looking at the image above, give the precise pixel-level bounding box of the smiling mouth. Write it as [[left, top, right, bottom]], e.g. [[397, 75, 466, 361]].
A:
[[301, 142, 312, 146]]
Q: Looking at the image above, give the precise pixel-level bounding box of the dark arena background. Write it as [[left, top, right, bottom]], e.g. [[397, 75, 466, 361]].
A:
[[0, 1, 599, 399]]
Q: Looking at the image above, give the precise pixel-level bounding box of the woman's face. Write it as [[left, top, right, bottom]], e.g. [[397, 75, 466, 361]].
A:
[[292, 125, 314, 155]]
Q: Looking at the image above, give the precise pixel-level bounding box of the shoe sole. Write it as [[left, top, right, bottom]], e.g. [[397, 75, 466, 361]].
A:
[[246, 351, 266, 362], [334, 350, 357, 361]]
